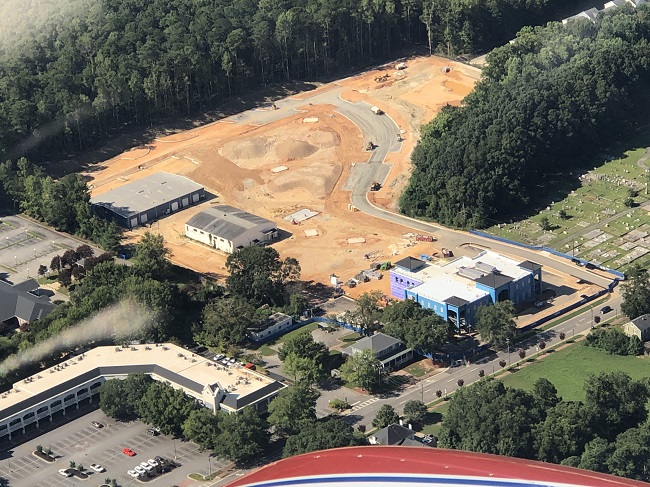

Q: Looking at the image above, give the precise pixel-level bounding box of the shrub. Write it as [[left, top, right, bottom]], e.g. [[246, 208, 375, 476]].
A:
[[584, 328, 643, 356]]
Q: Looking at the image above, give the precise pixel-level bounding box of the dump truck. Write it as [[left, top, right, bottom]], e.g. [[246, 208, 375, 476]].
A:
[[366, 141, 375, 151], [442, 248, 454, 258], [371, 106, 384, 115], [370, 181, 381, 191]]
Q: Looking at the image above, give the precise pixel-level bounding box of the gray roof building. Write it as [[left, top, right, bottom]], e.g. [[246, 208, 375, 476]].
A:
[[369, 424, 431, 446], [342, 332, 414, 371], [91, 172, 205, 229], [185, 205, 277, 254], [0, 279, 56, 325]]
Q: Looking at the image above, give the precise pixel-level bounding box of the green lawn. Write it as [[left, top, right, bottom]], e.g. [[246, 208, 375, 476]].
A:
[[251, 322, 320, 355], [500, 345, 650, 402], [339, 332, 362, 343], [404, 362, 428, 378]]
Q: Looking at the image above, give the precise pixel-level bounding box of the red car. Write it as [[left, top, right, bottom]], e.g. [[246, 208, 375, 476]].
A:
[[123, 448, 136, 457]]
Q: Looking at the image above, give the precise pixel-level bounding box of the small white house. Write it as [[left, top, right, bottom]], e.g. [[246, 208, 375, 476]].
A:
[[185, 205, 277, 254], [248, 313, 293, 342]]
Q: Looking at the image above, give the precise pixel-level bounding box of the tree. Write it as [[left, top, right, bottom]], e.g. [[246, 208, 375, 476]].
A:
[[403, 400, 428, 425], [132, 232, 171, 279], [475, 301, 517, 349], [340, 348, 380, 392], [196, 298, 254, 348], [539, 217, 551, 231], [439, 379, 541, 459], [137, 381, 196, 437], [584, 371, 649, 441], [268, 385, 320, 435], [457, 379, 464, 387], [286, 293, 309, 318], [226, 246, 300, 306], [372, 404, 400, 429], [606, 423, 650, 481], [624, 197, 635, 208], [60, 249, 79, 268], [283, 417, 363, 458], [534, 401, 594, 464], [37, 265, 48, 276], [99, 374, 155, 420], [213, 407, 269, 465], [182, 409, 221, 451], [575, 437, 613, 473], [382, 299, 451, 352], [518, 349, 526, 360], [558, 209, 568, 220], [75, 244, 93, 259], [620, 267, 650, 319], [50, 255, 61, 273], [531, 378, 560, 415], [278, 331, 328, 384], [340, 291, 384, 334]]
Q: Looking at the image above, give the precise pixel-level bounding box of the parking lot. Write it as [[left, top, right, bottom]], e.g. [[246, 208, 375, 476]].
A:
[[0, 215, 99, 285], [0, 409, 227, 487]]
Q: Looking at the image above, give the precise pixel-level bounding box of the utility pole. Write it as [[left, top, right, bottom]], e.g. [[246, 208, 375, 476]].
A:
[[506, 338, 510, 366]]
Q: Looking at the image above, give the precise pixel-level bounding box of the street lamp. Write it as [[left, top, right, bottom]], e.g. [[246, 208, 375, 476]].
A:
[[506, 338, 511, 366], [571, 329, 575, 339]]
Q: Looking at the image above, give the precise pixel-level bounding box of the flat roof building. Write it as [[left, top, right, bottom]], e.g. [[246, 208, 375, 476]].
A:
[[185, 205, 277, 254], [390, 250, 542, 332], [91, 172, 205, 229], [0, 343, 285, 441], [248, 313, 293, 342]]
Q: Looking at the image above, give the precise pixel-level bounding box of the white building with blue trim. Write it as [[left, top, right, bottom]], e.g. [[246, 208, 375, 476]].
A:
[[389, 250, 542, 332]]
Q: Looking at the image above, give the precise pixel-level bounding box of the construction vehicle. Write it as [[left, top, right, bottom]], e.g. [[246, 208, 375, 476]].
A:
[[366, 142, 375, 151], [442, 248, 453, 258], [374, 74, 389, 82], [370, 106, 384, 115], [379, 261, 392, 271], [395, 62, 407, 70], [370, 181, 381, 191]]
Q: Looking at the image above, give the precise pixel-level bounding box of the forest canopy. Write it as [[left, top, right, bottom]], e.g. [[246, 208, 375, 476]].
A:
[[400, 5, 650, 228], [0, 0, 584, 166]]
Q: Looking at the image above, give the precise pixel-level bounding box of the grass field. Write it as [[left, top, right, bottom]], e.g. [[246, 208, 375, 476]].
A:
[[500, 344, 650, 402], [486, 146, 650, 271], [404, 362, 428, 378], [252, 321, 320, 356]]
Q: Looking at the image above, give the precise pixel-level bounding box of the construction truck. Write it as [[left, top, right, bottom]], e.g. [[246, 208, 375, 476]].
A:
[[395, 62, 407, 70], [370, 181, 381, 191], [442, 248, 454, 258], [371, 106, 384, 115], [366, 141, 375, 151]]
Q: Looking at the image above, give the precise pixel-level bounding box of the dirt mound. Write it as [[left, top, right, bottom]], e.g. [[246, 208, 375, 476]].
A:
[[220, 137, 269, 161], [275, 139, 319, 160], [306, 130, 340, 149]]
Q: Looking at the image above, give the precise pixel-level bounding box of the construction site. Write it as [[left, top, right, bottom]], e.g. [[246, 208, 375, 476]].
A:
[[81, 55, 481, 292]]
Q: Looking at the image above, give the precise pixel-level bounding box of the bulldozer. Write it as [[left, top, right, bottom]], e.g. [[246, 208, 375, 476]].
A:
[[370, 181, 381, 191], [366, 141, 375, 151]]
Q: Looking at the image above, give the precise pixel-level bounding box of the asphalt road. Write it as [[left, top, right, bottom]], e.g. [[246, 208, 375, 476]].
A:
[[343, 293, 622, 430]]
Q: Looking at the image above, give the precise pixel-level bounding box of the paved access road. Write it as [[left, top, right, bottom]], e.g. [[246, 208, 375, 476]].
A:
[[342, 293, 622, 431]]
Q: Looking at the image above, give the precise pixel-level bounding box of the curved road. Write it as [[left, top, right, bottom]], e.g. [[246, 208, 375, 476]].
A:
[[329, 96, 616, 289]]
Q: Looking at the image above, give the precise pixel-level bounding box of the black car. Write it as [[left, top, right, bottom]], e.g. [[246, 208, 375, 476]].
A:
[[600, 305, 613, 314]]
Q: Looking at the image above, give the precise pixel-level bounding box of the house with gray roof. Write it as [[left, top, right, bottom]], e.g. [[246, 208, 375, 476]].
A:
[[185, 205, 277, 254], [369, 423, 431, 447], [0, 279, 56, 329], [342, 332, 413, 371], [91, 172, 205, 229], [624, 314, 650, 342]]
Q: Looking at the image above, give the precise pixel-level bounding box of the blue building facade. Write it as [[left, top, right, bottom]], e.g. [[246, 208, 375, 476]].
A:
[[389, 253, 543, 332]]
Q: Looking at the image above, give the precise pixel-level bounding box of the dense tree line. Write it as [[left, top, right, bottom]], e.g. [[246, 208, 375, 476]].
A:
[[584, 328, 643, 356], [0, 0, 587, 165], [401, 6, 650, 228], [440, 372, 650, 481], [0, 158, 122, 250]]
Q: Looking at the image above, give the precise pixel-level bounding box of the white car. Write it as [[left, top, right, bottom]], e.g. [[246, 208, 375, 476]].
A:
[[213, 354, 224, 361], [134, 465, 146, 475], [147, 458, 159, 467], [127, 470, 139, 478], [221, 358, 230, 365], [58, 469, 72, 477], [140, 461, 154, 471], [227, 358, 236, 366], [90, 464, 105, 472]]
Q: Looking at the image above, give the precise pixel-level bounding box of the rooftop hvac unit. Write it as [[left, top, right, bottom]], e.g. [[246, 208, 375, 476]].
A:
[[458, 266, 485, 280], [475, 261, 499, 274]]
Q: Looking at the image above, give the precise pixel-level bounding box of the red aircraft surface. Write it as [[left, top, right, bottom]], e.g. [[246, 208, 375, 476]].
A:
[[227, 446, 646, 487]]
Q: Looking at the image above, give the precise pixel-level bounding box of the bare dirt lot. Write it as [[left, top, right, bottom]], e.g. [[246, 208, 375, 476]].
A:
[[85, 55, 481, 286]]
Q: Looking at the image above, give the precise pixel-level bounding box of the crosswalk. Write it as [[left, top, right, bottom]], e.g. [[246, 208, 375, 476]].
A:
[[345, 397, 379, 414]]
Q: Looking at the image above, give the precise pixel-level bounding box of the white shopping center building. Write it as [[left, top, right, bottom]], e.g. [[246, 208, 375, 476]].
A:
[[0, 343, 285, 441]]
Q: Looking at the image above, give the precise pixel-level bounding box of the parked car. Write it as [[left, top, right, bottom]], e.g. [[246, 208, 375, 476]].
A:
[[127, 470, 139, 478], [58, 469, 72, 477], [227, 358, 236, 366], [154, 456, 166, 464], [90, 464, 105, 473], [134, 465, 147, 475], [91, 421, 103, 428], [213, 354, 224, 361], [123, 447, 136, 456], [141, 461, 154, 471], [147, 428, 158, 437], [600, 305, 613, 314], [147, 458, 159, 467], [221, 358, 230, 365]]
